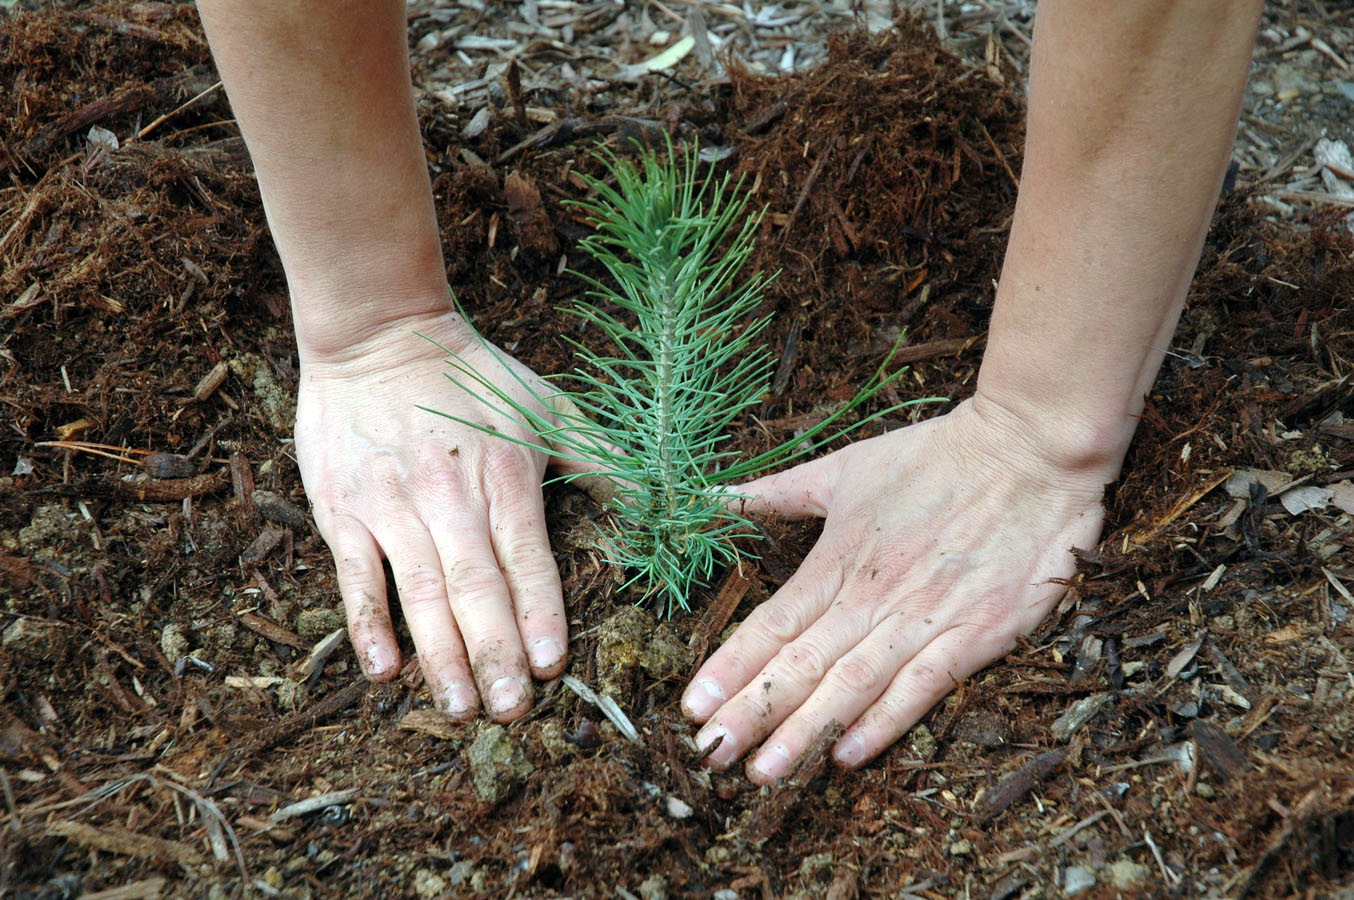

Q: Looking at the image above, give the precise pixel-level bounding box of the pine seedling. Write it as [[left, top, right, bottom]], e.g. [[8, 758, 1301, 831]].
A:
[[423, 141, 940, 616]]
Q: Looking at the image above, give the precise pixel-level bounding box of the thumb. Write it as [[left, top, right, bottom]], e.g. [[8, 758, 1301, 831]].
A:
[[732, 449, 846, 519], [542, 392, 623, 506]]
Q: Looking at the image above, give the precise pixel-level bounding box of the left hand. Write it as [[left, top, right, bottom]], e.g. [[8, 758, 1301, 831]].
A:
[[681, 396, 1111, 781]]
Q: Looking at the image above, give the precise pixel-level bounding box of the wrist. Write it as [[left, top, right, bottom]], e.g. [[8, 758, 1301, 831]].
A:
[[287, 241, 463, 365], [966, 383, 1135, 484]]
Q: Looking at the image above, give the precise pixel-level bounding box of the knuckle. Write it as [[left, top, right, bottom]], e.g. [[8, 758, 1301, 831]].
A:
[[395, 565, 447, 607], [773, 640, 831, 686], [334, 551, 380, 591], [446, 561, 506, 599], [830, 653, 886, 690], [755, 602, 804, 646]]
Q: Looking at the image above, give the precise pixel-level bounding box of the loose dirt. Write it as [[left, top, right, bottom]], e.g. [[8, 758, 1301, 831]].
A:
[[2, 4, 1352, 899]]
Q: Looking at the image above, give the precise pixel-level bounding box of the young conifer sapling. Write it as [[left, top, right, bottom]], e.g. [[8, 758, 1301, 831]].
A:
[[423, 143, 940, 616]]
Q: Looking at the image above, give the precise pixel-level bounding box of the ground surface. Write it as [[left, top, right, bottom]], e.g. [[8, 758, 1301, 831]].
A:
[[2, 2, 1354, 899]]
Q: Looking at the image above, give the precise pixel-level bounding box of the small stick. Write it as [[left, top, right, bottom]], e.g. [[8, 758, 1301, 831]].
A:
[[781, 149, 829, 243], [136, 81, 223, 141], [1144, 828, 1182, 885], [975, 118, 1019, 189]]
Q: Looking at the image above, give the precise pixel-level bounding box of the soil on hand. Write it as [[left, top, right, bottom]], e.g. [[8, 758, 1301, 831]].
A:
[[2, 5, 1352, 899]]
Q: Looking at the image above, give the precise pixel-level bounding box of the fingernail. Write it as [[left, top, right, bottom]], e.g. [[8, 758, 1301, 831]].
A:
[[529, 637, 563, 671], [683, 678, 726, 720], [365, 644, 395, 677], [696, 724, 734, 768], [751, 744, 792, 782], [442, 682, 477, 717], [489, 676, 527, 715], [834, 733, 866, 768]]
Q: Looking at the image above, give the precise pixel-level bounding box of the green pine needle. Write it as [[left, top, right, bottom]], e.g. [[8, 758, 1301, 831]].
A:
[[423, 140, 943, 616]]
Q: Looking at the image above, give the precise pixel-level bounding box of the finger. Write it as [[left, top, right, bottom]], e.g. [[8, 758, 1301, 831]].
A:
[[731, 449, 846, 518], [483, 454, 568, 680], [428, 504, 534, 723], [743, 610, 935, 783], [323, 514, 401, 681], [833, 626, 995, 769], [682, 538, 846, 724], [374, 522, 479, 720], [694, 603, 873, 772]]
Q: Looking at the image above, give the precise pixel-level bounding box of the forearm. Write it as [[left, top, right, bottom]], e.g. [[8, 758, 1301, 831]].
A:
[[196, 0, 452, 360], [975, 0, 1263, 474]]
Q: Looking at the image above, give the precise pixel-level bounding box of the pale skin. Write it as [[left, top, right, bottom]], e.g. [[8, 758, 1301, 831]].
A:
[[195, 0, 1264, 775]]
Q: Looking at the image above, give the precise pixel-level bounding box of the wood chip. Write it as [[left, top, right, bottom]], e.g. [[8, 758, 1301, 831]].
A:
[[47, 820, 206, 868], [1050, 693, 1110, 742], [269, 788, 360, 823], [115, 471, 228, 501], [974, 749, 1067, 821], [292, 627, 347, 682], [398, 708, 463, 740], [251, 490, 310, 529], [1186, 721, 1248, 781], [190, 360, 228, 403], [235, 610, 306, 650], [77, 877, 166, 900], [744, 720, 844, 844]]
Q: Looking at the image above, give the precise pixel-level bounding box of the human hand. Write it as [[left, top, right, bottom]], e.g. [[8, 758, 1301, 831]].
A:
[[294, 311, 577, 722], [682, 397, 1112, 780]]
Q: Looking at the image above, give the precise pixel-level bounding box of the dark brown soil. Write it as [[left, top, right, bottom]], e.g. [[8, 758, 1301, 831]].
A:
[[2, 5, 1352, 900]]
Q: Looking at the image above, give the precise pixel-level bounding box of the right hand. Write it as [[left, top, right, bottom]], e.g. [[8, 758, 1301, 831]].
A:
[[294, 309, 580, 722]]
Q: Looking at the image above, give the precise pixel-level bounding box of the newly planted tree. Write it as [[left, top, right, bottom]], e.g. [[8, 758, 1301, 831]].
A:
[[424, 142, 939, 615]]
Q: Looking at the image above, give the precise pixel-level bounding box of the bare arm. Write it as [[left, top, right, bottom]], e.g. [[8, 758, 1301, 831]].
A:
[[978, 0, 1265, 472], [197, 0, 573, 722], [195, 0, 453, 359], [685, 0, 1265, 779]]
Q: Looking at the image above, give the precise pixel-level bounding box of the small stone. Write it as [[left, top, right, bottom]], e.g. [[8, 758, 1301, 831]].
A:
[[639, 875, 668, 900], [466, 723, 534, 804], [296, 608, 345, 641], [1063, 866, 1095, 895], [447, 860, 475, 887], [263, 866, 285, 889], [1195, 782, 1216, 800], [412, 868, 446, 899], [705, 845, 732, 865], [3, 617, 66, 660], [799, 852, 834, 882], [639, 621, 694, 680], [207, 885, 230, 900], [595, 605, 656, 697], [665, 796, 693, 819], [907, 724, 936, 759], [276, 679, 308, 712], [948, 839, 973, 857], [713, 891, 739, 900], [160, 623, 190, 663], [1107, 859, 1150, 890], [538, 721, 576, 761]]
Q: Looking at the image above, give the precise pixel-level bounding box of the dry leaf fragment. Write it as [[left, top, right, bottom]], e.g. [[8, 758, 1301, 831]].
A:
[[1265, 623, 1316, 645], [1165, 629, 1207, 680], [1330, 480, 1354, 515], [1280, 485, 1333, 515], [1224, 468, 1291, 498]]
